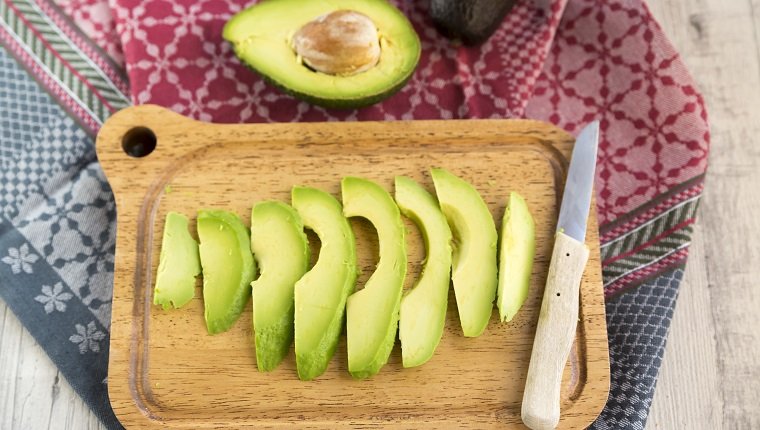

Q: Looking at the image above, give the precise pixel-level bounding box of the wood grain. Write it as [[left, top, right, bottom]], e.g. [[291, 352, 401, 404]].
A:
[[646, 227, 722, 429], [646, 0, 760, 428], [0, 300, 106, 430], [97, 105, 608, 429]]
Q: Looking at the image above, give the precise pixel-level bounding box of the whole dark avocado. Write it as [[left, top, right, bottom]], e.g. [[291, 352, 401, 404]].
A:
[[430, 0, 516, 45]]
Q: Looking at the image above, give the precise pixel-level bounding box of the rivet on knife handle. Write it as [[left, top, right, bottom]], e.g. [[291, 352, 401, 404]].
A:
[[521, 231, 590, 430]]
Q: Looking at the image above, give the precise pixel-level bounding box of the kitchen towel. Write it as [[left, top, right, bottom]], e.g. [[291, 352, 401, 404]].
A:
[[0, 0, 708, 428]]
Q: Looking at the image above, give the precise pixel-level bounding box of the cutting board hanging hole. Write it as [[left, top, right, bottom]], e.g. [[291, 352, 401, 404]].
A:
[[122, 126, 157, 158]]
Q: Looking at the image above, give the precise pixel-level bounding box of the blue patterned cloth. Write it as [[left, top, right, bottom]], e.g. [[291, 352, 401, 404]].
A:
[[593, 268, 682, 429], [0, 47, 121, 429]]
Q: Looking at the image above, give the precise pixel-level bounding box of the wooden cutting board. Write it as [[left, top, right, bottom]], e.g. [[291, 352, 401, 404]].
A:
[[97, 105, 609, 429]]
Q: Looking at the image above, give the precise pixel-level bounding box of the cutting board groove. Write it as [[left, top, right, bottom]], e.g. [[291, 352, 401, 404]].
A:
[[98, 105, 609, 429]]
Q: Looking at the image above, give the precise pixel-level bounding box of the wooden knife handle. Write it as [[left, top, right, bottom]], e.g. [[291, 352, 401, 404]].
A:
[[521, 231, 590, 430]]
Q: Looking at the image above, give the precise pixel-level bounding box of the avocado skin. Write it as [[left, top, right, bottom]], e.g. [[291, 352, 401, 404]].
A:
[[230, 45, 419, 110], [430, 0, 516, 45]]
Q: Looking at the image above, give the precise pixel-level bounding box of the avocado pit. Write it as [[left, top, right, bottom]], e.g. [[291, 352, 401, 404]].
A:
[[291, 10, 381, 76]]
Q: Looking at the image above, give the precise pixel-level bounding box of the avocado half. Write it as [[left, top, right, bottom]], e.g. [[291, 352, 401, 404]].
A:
[[223, 0, 421, 109]]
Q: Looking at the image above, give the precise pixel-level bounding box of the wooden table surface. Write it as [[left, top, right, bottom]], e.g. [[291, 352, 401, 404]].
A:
[[1, 0, 759, 428]]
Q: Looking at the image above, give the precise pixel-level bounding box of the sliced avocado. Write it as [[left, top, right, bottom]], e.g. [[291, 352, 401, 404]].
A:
[[153, 212, 201, 310], [197, 210, 256, 334], [223, 0, 421, 108], [497, 192, 535, 322], [431, 168, 497, 337], [250, 201, 309, 372], [291, 187, 357, 380], [342, 177, 407, 379], [395, 176, 452, 368]]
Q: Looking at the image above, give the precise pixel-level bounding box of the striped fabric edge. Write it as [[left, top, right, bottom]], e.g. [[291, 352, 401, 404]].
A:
[[604, 247, 689, 299], [599, 174, 704, 298], [599, 174, 705, 243], [33, 0, 129, 94], [0, 0, 130, 135], [0, 21, 99, 131]]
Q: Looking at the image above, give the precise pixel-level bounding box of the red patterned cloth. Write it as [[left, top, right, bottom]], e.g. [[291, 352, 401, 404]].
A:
[[109, 0, 565, 121], [83, 0, 711, 427], [526, 1, 708, 224], [108, 0, 708, 224]]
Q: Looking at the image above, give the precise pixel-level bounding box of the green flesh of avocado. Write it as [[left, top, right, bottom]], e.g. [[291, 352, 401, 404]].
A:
[[431, 168, 497, 337], [497, 192, 536, 322], [153, 212, 201, 310], [197, 210, 255, 335], [222, 0, 421, 109], [250, 201, 309, 372], [395, 176, 452, 368], [291, 187, 357, 380], [342, 177, 407, 379]]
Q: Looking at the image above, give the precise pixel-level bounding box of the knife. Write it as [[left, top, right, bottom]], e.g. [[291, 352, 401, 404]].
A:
[[521, 121, 600, 430]]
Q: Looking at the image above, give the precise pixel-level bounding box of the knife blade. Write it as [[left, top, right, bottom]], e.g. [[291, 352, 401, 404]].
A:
[[521, 121, 600, 430]]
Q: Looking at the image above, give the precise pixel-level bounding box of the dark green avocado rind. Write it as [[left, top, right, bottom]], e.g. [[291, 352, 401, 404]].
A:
[[229, 45, 420, 110], [430, 0, 516, 45]]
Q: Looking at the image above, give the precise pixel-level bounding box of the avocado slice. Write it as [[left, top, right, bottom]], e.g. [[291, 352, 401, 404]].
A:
[[342, 177, 407, 379], [497, 192, 536, 322], [197, 210, 256, 335], [153, 212, 201, 310], [395, 176, 452, 368], [250, 201, 309, 372], [223, 0, 421, 108], [291, 187, 357, 380], [431, 168, 498, 337]]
